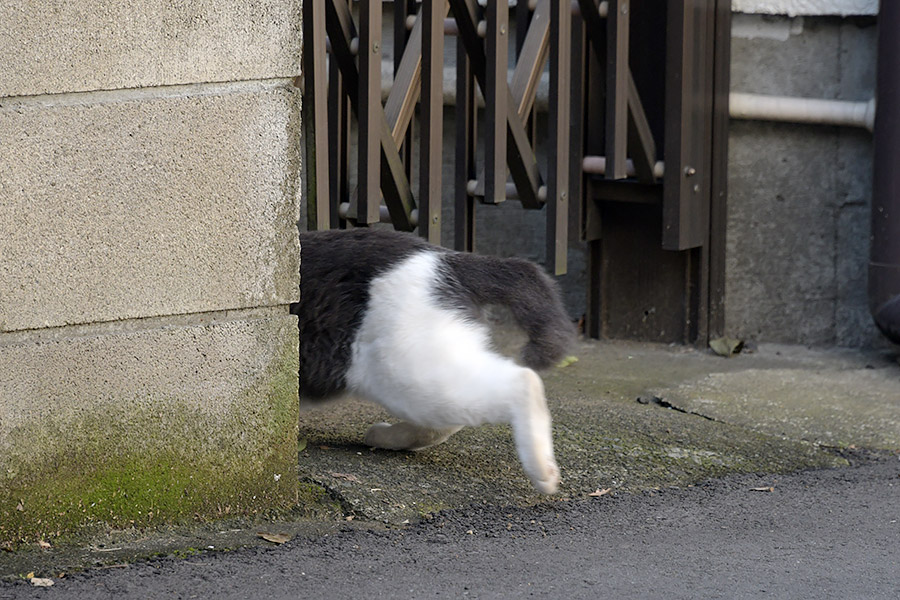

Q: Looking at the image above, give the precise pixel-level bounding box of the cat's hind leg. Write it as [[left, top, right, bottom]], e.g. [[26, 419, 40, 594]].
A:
[[508, 367, 559, 495], [363, 422, 462, 451], [356, 358, 560, 494]]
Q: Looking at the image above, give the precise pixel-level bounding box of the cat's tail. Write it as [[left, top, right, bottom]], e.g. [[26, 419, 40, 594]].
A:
[[438, 252, 576, 370]]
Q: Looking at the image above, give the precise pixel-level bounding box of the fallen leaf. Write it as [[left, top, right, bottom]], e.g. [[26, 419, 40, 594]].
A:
[[345, 515, 355, 521], [257, 532, 291, 545], [556, 355, 579, 368], [709, 337, 744, 357], [15, 501, 24, 512], [329, 472, 360, 483], [750, 486, 775, 492], [26, 572, 34, 579], [588, 488, 612, 497], [30, 578, 54, 587], [298, 438, 308, 453], [38, 540, 51, 549]]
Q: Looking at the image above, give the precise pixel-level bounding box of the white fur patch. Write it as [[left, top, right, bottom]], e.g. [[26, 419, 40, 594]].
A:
[[347, 251, 520, 428]]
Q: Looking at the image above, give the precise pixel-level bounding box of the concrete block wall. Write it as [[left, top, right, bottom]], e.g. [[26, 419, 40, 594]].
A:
[[726, 13, 880, 346], [0, 2, 303, 544]]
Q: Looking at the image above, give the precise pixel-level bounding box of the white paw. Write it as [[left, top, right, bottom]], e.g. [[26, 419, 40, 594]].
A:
[[527, 457, 560, 495]]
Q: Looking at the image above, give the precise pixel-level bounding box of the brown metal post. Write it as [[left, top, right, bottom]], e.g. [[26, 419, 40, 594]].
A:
[[663, 0, 712, 251], [606, 0, 629, 180], [485, 0, 509, 205], [302, 0, 330, 230], [358, 0, 383, 225], [547, 0, 571, 275], [420, 0, 445, 242]]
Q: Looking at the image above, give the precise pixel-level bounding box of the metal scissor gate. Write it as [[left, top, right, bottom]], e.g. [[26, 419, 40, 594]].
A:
[[303, 0, 731, 344]]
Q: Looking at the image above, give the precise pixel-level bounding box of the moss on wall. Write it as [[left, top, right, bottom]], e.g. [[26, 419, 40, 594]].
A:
[[1, 333, 302, 546]]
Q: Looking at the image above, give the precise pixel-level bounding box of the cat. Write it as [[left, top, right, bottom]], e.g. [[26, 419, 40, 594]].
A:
[[293, 228, 575, 494]]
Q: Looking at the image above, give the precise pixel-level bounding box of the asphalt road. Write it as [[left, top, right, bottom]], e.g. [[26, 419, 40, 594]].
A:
[[3, 455, 899, 600]]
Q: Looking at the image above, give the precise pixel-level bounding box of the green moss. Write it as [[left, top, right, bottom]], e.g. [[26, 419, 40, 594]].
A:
[[296, 482, 343, 519], [1, 333, 302, 546]]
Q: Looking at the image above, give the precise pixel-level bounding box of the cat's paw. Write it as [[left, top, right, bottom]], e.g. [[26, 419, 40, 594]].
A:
[[363, 422, 398, 449], [528, 458, 560, 495]]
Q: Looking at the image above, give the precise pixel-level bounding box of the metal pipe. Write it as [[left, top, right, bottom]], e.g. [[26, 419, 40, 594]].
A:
[[582, 155, 665, 179], [870, 0, 900, 344], [338, 203, 419, 228], [729, 92, 876, 132], [465, 180, 548, 202]]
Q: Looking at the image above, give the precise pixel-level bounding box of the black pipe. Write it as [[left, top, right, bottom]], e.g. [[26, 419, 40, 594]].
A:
[[870, 0, 900, 344]]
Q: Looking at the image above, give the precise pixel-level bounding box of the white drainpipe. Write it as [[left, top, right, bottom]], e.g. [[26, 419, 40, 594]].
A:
[[729, 92, 876, 132]]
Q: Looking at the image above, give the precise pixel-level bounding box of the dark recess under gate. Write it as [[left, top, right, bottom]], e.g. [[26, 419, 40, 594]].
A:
[[302, 0, 732, 346]]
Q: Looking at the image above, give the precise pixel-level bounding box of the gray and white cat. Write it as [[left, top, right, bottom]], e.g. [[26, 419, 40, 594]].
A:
[[293, 228, 575, 494]]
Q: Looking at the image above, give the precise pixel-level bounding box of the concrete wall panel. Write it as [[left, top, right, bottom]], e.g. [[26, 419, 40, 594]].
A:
[[0, 314, 299, 541], [0, 82, 301, 332], [0, 0, 302, 98], [726, 15, 879, 346]]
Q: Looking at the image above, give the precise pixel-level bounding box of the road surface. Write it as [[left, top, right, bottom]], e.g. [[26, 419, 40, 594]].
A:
[[3, 455, 898, 599]]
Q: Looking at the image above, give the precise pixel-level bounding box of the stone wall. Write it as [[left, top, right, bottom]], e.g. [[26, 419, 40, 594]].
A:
[[0, 1, 303, 543]]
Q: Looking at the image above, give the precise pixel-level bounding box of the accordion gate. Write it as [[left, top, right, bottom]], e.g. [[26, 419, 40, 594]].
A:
[[302, 0, 731, 344]]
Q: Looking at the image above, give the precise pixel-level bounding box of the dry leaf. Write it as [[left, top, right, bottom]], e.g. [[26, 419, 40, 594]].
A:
[[26, 572, 34, 579], [38, 540, 51, 549], [257, 532, 291, 545], [750, 486, 775, 492], [15, 501, 24, 512], [588, 488, 612, 497], [709, 337, 744, 357], [329, 472, 360, 483], [30, 578, 54, 587]]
